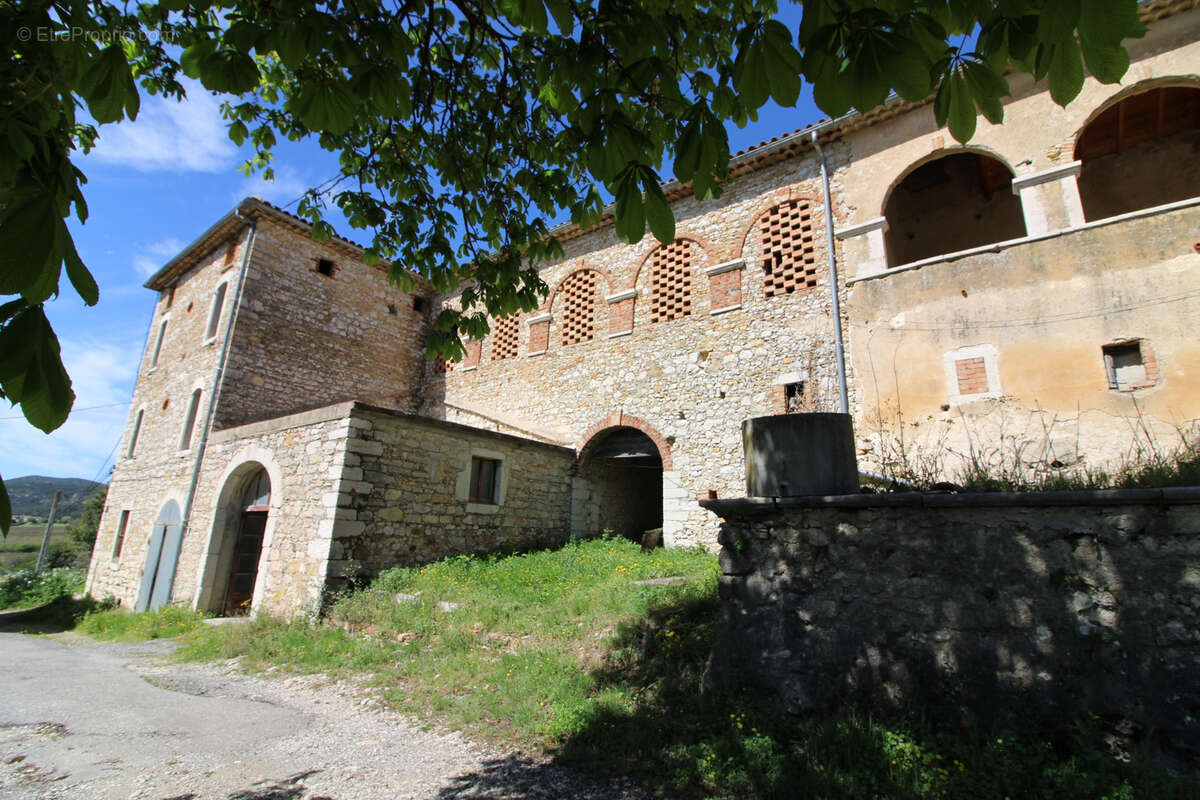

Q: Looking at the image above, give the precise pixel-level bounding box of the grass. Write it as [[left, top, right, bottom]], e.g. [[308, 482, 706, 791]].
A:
[[1, 523, 86, 572], [75, 605, 209, 641], [150, 537, 1197, 800]]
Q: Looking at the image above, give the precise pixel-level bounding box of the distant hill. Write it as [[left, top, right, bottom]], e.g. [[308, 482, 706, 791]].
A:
[[6, 476, 105, 519]]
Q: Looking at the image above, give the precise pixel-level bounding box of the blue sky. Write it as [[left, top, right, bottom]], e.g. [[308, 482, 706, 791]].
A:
[[1, 54, 825, 483]]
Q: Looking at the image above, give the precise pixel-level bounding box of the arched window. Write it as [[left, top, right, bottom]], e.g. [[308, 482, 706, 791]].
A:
[[179, 389, 202, 450], [649, 240, 695, 323], [556, 271, 601, 346], [883, 152, 1026, 267], [1075, 85, 1200, 221]]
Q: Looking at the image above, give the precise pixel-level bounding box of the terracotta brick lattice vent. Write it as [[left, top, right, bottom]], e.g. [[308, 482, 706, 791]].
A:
[[559, 271, 599, 345], [759, 201, 818, 297], [650, 240, 694, 323], [433, 354, 450, 374], [955, 357, 989, 395], [491, 313, 520, 360]]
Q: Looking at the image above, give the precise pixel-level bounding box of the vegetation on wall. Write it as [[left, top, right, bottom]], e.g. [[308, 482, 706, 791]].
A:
[[0, 0, 1150, 533]]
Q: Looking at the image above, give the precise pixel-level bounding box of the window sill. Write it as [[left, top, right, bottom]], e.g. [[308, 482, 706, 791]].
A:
[[202, 336, 218, 347], [466, 501, 501, 515], [710, 303, 742, 316]]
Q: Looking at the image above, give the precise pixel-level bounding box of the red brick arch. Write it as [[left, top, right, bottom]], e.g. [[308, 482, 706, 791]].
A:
[[630, 236, 710, 291], [738, 189, 824, 258], [575, 412, 673, 472], [546, 265, 613, 313]]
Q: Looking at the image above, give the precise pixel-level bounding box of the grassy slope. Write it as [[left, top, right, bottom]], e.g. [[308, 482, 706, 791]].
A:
[[129, 537, 1199, 800], [1, 524, 84, 573]]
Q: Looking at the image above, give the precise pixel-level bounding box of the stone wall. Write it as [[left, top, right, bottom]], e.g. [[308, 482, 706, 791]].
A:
[[430, 150, 856, 549], [216, 217, 430, 429], [325, 405, 577, 582], [702, 489, 1200, 764]]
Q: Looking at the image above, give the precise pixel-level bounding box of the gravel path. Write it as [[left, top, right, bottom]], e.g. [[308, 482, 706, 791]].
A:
[[0, 631, 648, 800]]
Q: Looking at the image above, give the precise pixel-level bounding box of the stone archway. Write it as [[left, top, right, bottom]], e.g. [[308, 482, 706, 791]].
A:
[[575, 415, 673, 543], [196, 461, 276, 615]]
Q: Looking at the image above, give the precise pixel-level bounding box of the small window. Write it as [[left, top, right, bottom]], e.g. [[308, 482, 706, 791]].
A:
[[112, 510, 130, 560], [469, 456, 500, 504], [164, 287, 175, 309], [1103, 341, 1156, 391], [412, 296, 427, 312], [180, 388, 202, 450], [784, 382, 808, 413], [127, 409, 144, 457], [150, 319, 168, 367], [316, 258, 336, 277], [205, 283, 228, 340]]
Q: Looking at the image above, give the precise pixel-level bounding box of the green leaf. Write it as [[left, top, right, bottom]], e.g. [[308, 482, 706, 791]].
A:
[[963, 61, 1009, 124], [943, 71, 977, 143], [77, 44, 139, 124], [1078, 0, 1141, 83], [1048, 41, 1084, 107], [1036, 0, 1082, 45], [0, 192, 59, 300], [733, 36, 770, 110], [673, 114, 702, 183], [199, 49, 261, 94], [546, 0, 574, 36], [292, 81, 360, 135], [613, 168, 645, 244], [642, 179, 675, 244], [61, 228, 99, 306], [181, 39, 217, 80], [0, 306, 74, 433]]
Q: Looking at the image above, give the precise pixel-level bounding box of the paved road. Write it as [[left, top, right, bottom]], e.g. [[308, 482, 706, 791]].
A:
[[0, 632, 645, 800]]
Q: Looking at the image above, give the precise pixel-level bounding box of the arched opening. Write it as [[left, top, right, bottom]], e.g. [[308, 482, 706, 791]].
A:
[[135, 499, 182, 612], [221, 468, 271, 616], [578, 426, 663, 543], [1075, 85, 1200, 221], [883, 151, 1026, 267]]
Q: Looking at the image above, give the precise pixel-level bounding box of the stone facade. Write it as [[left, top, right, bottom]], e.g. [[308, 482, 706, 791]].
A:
[[86, 3, 1200, 618], [701, 489, 1200, 766]]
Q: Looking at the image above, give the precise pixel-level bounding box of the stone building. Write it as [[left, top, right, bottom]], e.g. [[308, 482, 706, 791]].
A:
[[87, 0, 1200, 617]]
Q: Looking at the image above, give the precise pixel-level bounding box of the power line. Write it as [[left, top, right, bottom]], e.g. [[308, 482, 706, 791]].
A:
[[0, 401, 128, 421]]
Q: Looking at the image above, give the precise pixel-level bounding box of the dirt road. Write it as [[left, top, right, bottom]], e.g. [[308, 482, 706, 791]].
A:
[[0, 632, 644, 800]]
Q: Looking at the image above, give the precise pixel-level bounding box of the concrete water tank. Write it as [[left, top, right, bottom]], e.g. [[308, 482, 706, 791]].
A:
[[742, 413, 858, 497]]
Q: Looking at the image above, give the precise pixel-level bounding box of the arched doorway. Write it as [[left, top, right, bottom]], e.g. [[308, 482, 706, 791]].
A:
[[221, 468, 271, 616], [883, 151, 1026, 267], [135, 500, 182, 612], [577, 426, 663, 542], [1075, 84, 1200, 221]]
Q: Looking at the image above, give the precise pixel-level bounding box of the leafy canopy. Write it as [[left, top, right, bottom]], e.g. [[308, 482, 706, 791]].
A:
[[0, 0, 1146, 533]]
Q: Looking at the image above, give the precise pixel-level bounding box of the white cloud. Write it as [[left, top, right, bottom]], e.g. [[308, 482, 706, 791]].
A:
[[132, 237, 185, 279], [87, 79, 237, 173], [234, 164, 311, 206], [0, 338, 141, 482]]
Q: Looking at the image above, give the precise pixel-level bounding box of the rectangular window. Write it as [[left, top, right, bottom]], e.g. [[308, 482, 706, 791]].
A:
[[469, 456, 500, 504], [151, 319, 168, 367], [205, 283, 228, 340], [112, 510, 130, 560], [127, 409, 144, 457], [180, 389, 202, 450], [1103, 341, 1151, 390], [784, 382, 808, 413], [316, 258, 336, 277]]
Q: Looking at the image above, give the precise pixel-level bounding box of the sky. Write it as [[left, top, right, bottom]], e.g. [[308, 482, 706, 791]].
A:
[[1, 23, 825, 483]]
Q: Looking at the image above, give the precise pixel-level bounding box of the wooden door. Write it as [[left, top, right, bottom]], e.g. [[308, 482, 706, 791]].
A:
[[222, 511, 267, 616]]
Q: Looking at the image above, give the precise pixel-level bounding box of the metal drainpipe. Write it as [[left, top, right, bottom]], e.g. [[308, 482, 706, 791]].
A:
[[168, 210, 259, 607], [811, 130, 850, 414]]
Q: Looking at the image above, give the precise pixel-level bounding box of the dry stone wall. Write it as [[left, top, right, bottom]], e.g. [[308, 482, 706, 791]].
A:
[[703, 489, 1200, 765]]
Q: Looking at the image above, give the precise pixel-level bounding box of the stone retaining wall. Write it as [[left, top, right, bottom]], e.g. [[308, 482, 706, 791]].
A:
[[701, 489, 1200, 764]]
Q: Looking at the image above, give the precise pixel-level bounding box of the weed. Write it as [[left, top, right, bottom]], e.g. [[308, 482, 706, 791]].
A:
[[77, 605, 208, 641]]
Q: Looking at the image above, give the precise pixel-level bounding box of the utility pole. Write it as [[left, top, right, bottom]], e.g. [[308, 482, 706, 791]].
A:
[[35, 491, 61, 573]]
